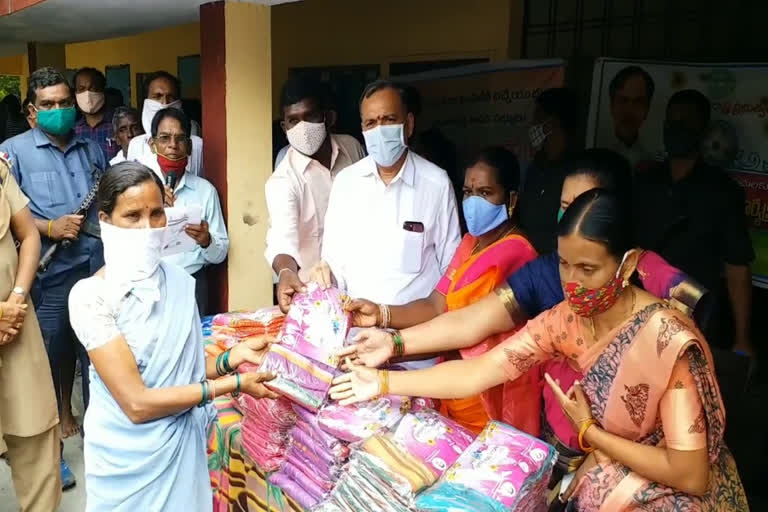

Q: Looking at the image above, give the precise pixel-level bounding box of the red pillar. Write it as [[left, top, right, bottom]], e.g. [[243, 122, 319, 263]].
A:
[[200, 1, 229, 314]]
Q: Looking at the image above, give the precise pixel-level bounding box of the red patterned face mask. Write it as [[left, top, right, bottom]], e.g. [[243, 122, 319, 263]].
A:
[[563, 253, 629, 317], [157, 154, 188, 175]]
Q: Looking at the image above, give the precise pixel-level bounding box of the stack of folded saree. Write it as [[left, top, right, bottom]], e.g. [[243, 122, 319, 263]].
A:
[[386, 410, 475, 482], [345, 410, 475, 500], [279, 282, 351, 367], [236, 392, 297, 472], [212, 306, 284, 339], [268, 405, 351, 509], [314, 451, 415, 512], [416, 421, 556, 512], [317, 395, 414, 443]]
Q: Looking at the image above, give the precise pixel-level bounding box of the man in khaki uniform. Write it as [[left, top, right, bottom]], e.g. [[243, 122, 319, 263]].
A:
[[0, 156, 61, 511]]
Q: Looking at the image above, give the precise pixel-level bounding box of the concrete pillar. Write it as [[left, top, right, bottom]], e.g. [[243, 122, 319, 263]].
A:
[[200, 1, 273, 312], [27, 42, 66, 73]]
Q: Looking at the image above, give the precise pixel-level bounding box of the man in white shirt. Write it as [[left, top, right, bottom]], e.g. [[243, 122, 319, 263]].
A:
[[109, 106, 143, 166], [266, 76, 365, 312], [608, 65, 655, 170], [313, 80, 461, 367], [127, 71, 203, 176], [149, 108, 228, 315]]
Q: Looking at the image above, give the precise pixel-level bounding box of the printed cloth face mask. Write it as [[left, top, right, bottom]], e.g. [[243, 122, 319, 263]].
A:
[[563, 252, 630, 317], [286, 120, 327, 156]]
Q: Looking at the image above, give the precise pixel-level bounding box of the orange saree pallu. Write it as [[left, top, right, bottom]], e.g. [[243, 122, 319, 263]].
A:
[[437, 233, 539, 435]]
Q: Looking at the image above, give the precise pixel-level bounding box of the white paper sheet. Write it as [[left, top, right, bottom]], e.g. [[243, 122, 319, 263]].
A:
[[161, 205, 202, 256]]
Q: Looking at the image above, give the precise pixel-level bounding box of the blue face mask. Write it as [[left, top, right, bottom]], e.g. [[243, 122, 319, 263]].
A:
[[363, 124, 407, 167], [557, 207, 565, 223], [463, 196, 508, 236], [35, 106, 76, 136]]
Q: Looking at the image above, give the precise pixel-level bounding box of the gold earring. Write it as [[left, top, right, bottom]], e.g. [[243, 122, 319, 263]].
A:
[[622, 278, 629, 288]]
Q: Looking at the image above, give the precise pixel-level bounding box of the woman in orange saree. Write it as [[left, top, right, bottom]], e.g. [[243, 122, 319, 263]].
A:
[[344, 147, 537, 434], [332, 189, 748, 511]]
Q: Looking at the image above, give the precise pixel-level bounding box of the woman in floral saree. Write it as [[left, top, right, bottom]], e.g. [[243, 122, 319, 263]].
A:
[[343, 147, 538, 433], [332, 189, 747, 510]]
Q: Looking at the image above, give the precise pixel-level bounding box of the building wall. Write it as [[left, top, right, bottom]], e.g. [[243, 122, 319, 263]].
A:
[[270, 0, 518, 113], [3, 0, 522, 110], [65, 23, 201, 107], [0, 53, 29, 97]]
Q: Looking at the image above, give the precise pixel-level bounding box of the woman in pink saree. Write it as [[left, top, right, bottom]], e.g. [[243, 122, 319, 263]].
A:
[[331, 189, 748, 511]]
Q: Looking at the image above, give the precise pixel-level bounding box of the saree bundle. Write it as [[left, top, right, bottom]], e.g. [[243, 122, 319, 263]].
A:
[[256, 343, 337, 412], [416, 421, 556, 512], [212, 306, 285, 338], [314, 451, 415, 512], [386, 410, 475, 480], [279, 282, 351, 367], [353, 410, 474, 497], [268, 405, 351, 509], [236, 392, 297, 472], [317, 395, 414, 443]]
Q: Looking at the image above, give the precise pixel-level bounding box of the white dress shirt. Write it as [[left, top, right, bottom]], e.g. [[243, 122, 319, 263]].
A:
[[322, 151, 460, 369], [323, 151, 460, 308], [127, 134, 204, 177], [109, 151, 126, 167], [156, 171, 229, 275], [274, 145, 289, 169], [265, 134, 365, 280], [609, 133, 650, 170]]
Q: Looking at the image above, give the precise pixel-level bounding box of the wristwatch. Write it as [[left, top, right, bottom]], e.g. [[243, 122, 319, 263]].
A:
[[12, 286, 26, 298]]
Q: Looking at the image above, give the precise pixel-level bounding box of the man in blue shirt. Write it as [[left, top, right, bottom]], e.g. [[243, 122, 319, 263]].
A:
[[0, 67, 107, 490], [140, 108, 228, 315]]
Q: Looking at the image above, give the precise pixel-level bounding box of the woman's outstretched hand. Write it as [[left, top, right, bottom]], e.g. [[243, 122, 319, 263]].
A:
[[240, 372, 279, 400], [336, 329, 394, 369], [228, 335, 276, 369], [329, 358, 381, 405]]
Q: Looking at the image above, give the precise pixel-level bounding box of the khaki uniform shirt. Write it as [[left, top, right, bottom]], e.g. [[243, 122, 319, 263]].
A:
[[0, 158, 58, 452]]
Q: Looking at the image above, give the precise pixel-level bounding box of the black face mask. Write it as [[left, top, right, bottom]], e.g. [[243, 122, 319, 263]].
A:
[[664, 120, 701, 158]]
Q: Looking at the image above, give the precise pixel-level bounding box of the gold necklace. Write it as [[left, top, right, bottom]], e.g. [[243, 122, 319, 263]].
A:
[[589, 287, 636, 340]]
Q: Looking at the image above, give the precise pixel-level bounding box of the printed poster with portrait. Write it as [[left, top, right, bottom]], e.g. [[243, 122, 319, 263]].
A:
[[587, 58, 768, 286], [395, 60, 566, 179]]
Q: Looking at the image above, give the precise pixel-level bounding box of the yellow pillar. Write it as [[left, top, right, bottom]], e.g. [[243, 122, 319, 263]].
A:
[[225, 2, 273, 310], [201, 1, 273, 311]]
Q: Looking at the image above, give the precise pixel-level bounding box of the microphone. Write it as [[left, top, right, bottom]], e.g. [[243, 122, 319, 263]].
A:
[[165, 171, 178, 190]]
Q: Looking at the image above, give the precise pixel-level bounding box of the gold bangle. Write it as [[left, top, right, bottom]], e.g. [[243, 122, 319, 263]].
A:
[[578, 419, 598, 453], [0, 304, 3, 320], [378, 370, 390, 397], [47, 220, 53, 238]]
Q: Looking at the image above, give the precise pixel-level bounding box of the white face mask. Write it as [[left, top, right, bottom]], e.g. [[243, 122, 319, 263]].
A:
[[76, 91, 105, 115], [286, 120, 327, 156], [142, 98, 183, 134], [100, 221, 165, 285], [363, 123, 407, 167]]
